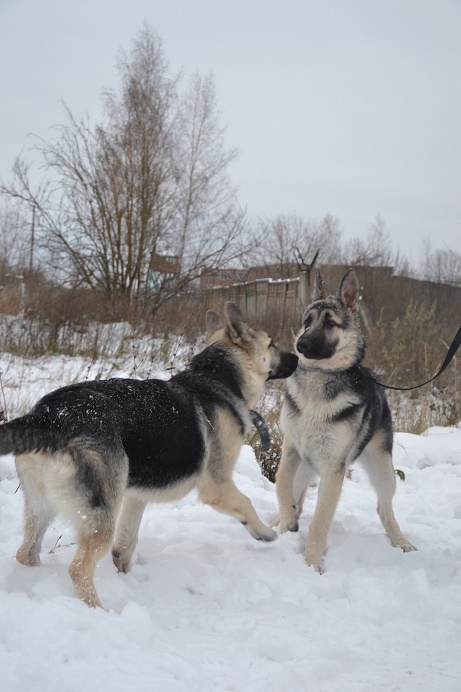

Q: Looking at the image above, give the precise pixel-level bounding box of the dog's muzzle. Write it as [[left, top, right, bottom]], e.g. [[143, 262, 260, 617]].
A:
[[267, 352, 299, 380], [296, 333, 337, 360]]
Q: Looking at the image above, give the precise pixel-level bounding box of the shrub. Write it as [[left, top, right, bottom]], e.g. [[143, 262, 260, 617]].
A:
[[368, 298, 440, 386]]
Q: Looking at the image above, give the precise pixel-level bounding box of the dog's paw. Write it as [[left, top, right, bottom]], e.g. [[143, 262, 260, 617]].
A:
[[112, 550, 131, 574], [258, 531, 278, 542], [389, 534, 418, 553], [249, 525, 278, 542], [16, 545, 41, 567], [306, 557, 325, 574], [400, 541, 418, 553], [305, 542, 326, 573], [278, 518, 299, 534]]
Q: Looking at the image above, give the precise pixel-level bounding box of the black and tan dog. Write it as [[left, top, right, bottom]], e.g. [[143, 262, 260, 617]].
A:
[[275, 269, 416, 571], [0, 303, 298, 608]]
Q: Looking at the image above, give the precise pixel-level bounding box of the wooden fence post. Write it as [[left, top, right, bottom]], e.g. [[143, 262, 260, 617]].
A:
[[296, 249, 320, 312]]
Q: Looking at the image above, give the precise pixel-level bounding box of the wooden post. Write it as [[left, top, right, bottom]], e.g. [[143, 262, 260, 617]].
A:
[[296, 249, 320, 311]]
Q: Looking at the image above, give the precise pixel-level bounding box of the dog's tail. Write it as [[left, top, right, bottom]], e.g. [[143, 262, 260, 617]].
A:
[[0, 416, 62, 456]]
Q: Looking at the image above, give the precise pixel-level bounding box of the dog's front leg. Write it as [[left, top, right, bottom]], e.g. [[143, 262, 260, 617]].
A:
[[112, 492, 148, 573], [275, 436, 303, 532], [306, 468, 345, 572], [200, 477, 277, 541]]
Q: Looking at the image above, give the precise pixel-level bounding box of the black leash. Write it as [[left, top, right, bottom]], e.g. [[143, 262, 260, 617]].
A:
[[366, 324, 461, 392], [250, 410, 271, 452]]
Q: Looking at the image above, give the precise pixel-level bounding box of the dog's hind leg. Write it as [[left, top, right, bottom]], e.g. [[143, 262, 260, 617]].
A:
[[69, 519, 115, 608], [112, 491, 147, 573], [200, 476, 277, 541], [15, 454, 56, 566], [16, 504, 55, 567], [65, 441, 128, 608], [275, 436, 309, 532], [359, 437, 416, 552], [306, 468, 345, 572]]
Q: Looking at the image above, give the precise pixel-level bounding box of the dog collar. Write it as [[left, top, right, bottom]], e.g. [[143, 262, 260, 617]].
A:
[[249, 410, 270, 452], [296, 362, 349, 374], [296, 363, 322, 372]]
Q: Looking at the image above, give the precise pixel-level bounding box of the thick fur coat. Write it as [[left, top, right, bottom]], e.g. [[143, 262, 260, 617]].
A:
[[0, 303, 298, 607], [275, 270, 416, 571]]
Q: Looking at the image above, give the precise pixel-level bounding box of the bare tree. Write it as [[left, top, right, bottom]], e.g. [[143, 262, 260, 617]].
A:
[[341, 214, 395, 266], [1, 25, 246, 310], [246, 212, 342, 278], [156, 71, 246, 307], [248, 214, 302, 277], [420, 238, 461, 285], [0, 198, 31, 272], [316, 213, 343, 262]]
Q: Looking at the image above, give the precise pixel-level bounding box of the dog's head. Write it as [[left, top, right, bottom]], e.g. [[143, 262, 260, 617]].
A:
[[295, 269, 366, 371], [206, 303, 298, 405]]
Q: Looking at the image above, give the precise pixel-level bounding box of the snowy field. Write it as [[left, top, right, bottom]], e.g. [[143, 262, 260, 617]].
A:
[[0, 352, 461, 691]]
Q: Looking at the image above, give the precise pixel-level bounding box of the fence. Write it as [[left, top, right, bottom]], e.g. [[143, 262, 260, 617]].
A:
[[201, 264, 461, 344], [204, 277, 300, 336]]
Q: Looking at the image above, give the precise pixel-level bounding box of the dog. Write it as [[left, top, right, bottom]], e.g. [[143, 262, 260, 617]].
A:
[[274, 269, 416, 571], [0, 302, 298, 608]]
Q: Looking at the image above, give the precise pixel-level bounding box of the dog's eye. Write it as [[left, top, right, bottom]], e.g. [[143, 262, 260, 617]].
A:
[[325, 318, 337, 328], [304, 315, 312, 329]]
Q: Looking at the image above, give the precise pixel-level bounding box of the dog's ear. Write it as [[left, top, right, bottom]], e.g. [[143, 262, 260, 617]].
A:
[[313, 269, 327, 300], [338, 269, 360, 311], [224, 302, 254, 345], [206, 310, 225, 339]]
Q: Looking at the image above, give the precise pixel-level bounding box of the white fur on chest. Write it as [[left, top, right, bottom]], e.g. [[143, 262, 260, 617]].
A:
[[281, 370, 363, 469]]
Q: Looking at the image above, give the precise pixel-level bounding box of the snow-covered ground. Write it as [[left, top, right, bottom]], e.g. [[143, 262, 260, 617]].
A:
[[1, 353, 461, 691]]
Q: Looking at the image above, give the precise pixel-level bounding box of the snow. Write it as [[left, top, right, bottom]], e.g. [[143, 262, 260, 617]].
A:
[[1, 354, 461, 691]]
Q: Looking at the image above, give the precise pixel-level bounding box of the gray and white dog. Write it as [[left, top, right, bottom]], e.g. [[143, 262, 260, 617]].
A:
[[275, 269, 416, 571]]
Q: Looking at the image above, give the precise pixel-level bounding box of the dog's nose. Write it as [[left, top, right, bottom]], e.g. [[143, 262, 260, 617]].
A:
[[296, 335, 310, 356], [297, 334, 336, 360]]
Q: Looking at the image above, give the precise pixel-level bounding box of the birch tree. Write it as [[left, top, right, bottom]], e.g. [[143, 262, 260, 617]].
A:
[[1, 25, 246, 310]]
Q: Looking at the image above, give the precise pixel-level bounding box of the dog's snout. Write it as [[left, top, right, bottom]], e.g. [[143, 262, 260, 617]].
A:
[[296, 334, 310, 356], [297, 332, 337, 361], [297, 333, 321, 358], [267, 351, 298, 380], [282, 352, 299, 372]]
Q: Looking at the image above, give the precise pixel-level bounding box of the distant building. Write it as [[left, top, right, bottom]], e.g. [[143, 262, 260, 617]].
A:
[[149, 253, 180, 295], [245, 263, 299, 281], [199, 268, 247, 290]]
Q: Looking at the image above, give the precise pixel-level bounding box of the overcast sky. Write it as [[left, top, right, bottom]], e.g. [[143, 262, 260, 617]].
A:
[[1, 0, 460, 262]]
